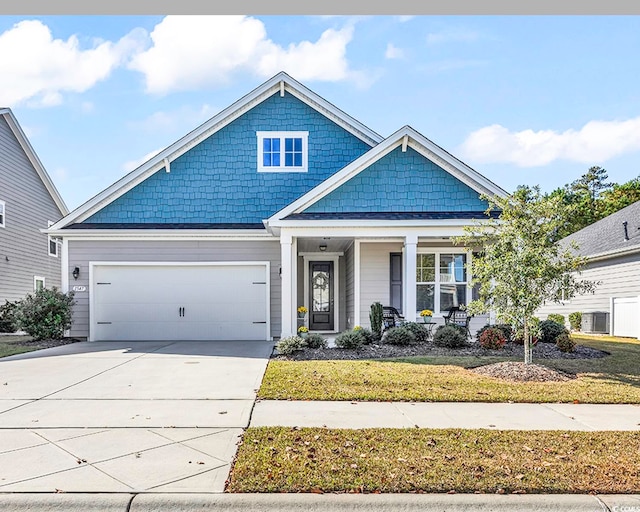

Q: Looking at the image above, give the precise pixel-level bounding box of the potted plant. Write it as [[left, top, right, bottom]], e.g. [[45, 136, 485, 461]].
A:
[[297, 325, 309, 338], [419, 309, 433, 323], [297, 306, 308, 319]]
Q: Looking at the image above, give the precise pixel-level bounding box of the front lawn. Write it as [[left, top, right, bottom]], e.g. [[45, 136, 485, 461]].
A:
[[227, 427, 640, 494], [0, 336, 79, 358], [258, 337, 640, 403]]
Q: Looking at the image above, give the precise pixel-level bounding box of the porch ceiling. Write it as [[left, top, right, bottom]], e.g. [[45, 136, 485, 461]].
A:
[[297, 237, 353, 253]]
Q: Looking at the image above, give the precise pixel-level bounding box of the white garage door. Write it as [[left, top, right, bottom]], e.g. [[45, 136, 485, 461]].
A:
[[92, 264, 268, 341]]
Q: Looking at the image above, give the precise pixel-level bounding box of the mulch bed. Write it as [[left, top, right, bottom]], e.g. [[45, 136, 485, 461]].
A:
[[470, 361, 576, 382], [273, 341, 609, 362]]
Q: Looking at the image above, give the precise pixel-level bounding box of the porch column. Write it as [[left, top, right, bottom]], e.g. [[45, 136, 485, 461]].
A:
[[404, 234, 418, 322], [280, 233, 294, 338]]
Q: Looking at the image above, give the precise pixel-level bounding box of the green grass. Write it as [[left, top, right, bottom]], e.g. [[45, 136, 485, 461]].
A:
[[258, 337, 640, 403], [227, 427, 640, 494], [0, 336, 38, 358]]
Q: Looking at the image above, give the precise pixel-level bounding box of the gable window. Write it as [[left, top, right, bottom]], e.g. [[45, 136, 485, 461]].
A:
[[416, 251, 471, 314], [257, 131, 308, 172], [34, 276, 45, 292], [47, 221, 58, 257], [0, 200, 5, 228]]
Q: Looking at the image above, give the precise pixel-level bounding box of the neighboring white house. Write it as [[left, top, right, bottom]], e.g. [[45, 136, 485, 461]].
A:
[[537, 200, 640, 337], [0, 108, 68, 305], [47, 72, 504, 342]]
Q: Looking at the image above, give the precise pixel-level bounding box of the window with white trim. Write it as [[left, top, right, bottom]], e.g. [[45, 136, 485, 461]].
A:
[[0, 200, 5, 228], [34, 276, 45, 292], [416, 251, 471, 314], [257, 131, 308, 172], [47, 221, 58, 257]]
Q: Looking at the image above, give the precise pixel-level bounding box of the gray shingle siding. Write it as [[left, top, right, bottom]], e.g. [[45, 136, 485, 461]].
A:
[[0, 116, 64, 303]]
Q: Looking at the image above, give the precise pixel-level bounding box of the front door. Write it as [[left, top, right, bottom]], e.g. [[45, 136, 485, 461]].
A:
[[309, 261, 334, 331]]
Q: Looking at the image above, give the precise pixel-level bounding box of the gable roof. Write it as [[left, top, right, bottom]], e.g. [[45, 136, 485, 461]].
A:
[[50, 72, 383, 231], [0, 108, 68, 215], [267, 125, 507, 227], [562, 200, 640, 260]]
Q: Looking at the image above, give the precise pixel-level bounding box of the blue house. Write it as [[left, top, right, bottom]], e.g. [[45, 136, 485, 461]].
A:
[[49, 72, 505, 342]]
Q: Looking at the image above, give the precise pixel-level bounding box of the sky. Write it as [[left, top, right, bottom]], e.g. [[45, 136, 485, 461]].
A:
[[1, 15, 640, 211]]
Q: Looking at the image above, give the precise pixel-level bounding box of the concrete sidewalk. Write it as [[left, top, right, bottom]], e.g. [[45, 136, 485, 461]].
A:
[[2, 492, 640, 512], [251, 400, 640, 430]]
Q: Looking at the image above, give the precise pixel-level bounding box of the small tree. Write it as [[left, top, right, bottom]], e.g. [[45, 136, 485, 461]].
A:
[[369, 302, 384, 341], [14, 287, 75, 340], [453, 185, 596, 364]]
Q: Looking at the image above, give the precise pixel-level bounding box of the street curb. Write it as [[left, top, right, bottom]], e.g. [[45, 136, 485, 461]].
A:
[[2, 493, 640, 512]]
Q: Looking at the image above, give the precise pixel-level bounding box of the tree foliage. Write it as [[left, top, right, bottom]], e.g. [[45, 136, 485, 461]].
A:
[[453, 185, 597, 364], [549, 167, 640, 238]]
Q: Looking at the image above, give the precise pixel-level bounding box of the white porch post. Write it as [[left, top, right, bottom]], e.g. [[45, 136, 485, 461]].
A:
[[404, 234, 417, 321], [280, 233, 294, 338], [353, 239, 361, 327]]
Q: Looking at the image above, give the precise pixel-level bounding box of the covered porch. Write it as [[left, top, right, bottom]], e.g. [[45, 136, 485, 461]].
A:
[[279, 226, 488, 339]]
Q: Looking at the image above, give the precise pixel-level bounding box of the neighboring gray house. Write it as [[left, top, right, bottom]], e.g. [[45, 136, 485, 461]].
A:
[[537, 200, 640, 337], [0, 108, 68, 303]]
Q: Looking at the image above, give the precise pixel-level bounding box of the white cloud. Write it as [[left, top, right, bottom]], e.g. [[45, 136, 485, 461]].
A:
[[426, 28, 480, 45], [0, 20, 144, 107], [460, 117, 640, 167], [132, 104, 219, 132], [129, 15, 359, 94], [122, 148, 163, 172], [385, 43, 405, 60], [396, 16, 415, 23]]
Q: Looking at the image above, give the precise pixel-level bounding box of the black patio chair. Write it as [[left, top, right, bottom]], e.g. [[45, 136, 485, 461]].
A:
[[444, 306, 472, 339], [382, 306, 406, 331]]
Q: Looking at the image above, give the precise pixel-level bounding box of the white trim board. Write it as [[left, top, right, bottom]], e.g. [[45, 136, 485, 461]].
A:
[[50, 72, 383, 231]]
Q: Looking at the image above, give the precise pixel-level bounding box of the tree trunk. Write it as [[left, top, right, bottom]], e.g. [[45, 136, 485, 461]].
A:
[[524, 320, 532, 364]]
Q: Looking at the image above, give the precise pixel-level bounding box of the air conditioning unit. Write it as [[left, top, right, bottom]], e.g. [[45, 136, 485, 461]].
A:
[[581, 312, 610, 334]]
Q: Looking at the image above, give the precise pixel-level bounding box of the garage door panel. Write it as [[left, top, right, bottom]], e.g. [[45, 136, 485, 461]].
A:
[[92, 265, 268, 341]]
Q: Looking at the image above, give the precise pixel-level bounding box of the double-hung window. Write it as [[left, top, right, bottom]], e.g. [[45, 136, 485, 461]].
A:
[[257, 131, 308, 172], [416, 251, 471, 314], [47, 221, 58, 257]]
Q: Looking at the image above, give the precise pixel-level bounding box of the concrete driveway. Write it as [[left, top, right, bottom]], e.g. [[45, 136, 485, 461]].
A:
[[0, 340, 273, 493]]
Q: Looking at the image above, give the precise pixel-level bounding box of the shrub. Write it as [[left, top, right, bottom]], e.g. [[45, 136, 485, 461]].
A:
[[276, 336, 306, 355], [14, 288, 75, 340], [569, 312, 582, 332], [475, 324, 491, 342], [402, 322, 429, 344], [335, 330, 364, 349], [0, 300, 18, 333], [383, 326, 416, 346], [478, 328, 506, 350], [433, 325, 467, 348], [369, 302, 384, 341], [547, 314, 565, 326], [355, 327, 375, 345], [304, 333, 328, 349], [495, 324, 514, 342], [514, 318, 541, 345], [477, 323, 514, 344], [539, 319, 569, 344], [556, 332, 576, 353]]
